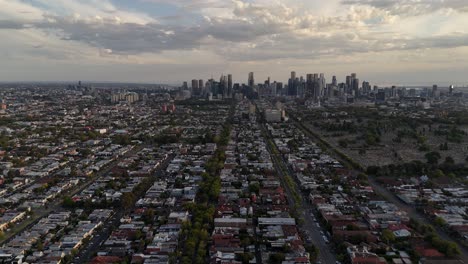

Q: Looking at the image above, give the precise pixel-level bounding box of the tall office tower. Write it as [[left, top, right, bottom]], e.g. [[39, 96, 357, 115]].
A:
[[332, 76, 337, 86], [319, 73, 325, 97], [207, 79, 215, 95], [449, 85, 454, 96], [228, 74, 233, 98], [191, 79, 199, 95], [432, 85, 439, 98], [306, 74, 313, 98], [288, 78, 293, 96], [353, 78, 359, 96], [199, 79, 204, 90], [276, 82, 283, 95], [248, 72, 255, 87], [312, 74, 319, 100], [288, 73, 299, 97], [220, 75, 228, 97], [266, 77, 270, 86], [346, 76, 352, 91], [271, 82, 277, 96], [362, 81, 371, 95], [296, 77, 303, 98], [182, 81, 188, 90], [233, 83, 240, 93]]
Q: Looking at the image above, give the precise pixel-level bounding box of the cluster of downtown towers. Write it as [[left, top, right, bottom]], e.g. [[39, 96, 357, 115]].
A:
[[182, 72, 371, 100]]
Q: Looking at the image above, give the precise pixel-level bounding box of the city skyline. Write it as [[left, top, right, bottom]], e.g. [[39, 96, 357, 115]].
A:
[[1, 0, 468, 84]]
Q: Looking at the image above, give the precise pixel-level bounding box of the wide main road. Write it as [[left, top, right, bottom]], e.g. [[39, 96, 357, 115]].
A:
[[259, 121, 337, 264], [288, 111, 468, 262]]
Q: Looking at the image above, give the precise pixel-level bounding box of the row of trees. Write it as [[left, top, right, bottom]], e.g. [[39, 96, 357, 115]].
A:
[[179, 118, 232, 264], [409, 219, 461, 257], [367, 153, 468, 179]]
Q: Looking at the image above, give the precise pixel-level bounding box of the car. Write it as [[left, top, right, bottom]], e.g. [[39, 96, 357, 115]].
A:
[[316, 223, 320, 227]]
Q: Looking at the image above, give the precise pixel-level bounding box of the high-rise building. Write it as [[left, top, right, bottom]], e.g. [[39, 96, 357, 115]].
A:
[[353, 78, 359, 96], [432, 85, 439, 98], [306, 74, 313, 98], [319, 73, 325, 97], [305, 73, 321, 100], [362, 81, 371, 95], [277, 82, 283, 95], [228, 74, 233, 97], [191, 79, 199, 96], [291, 71, 296, 80], [220, 75, 228, 97], [271, 82, 277, 96], [346, 76, 352, 92], [248, 72, 255, 87], [332, 76, 337, 86]]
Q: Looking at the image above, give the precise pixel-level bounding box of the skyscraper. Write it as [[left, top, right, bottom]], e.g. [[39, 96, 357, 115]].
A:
[[306, 74, 313, 98], [220, 75, 228, 98], [228, 74, 233, 98], [248, 72, 255, 87], [319, 73, 325, 97], [353, 78, 359, 96], [192, 79, 199, 95]]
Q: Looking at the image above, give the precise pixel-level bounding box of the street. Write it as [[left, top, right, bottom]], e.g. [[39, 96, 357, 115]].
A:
[[260, 122, 337, 264], [291, 115, 468, 262], [72, 152, 174, 264]]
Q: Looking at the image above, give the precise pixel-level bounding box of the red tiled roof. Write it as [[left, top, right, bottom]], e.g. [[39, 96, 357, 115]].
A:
[[415, 246, 445, 258], [90, 256, 122, 264], [352, 256, 386, 264]]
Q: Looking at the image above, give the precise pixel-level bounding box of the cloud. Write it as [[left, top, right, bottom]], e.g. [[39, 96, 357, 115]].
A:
[[341, 0, 468, 15], [0, 0, 468, 83], [29, 4, 468, 62], [0, 20, 26, 29]]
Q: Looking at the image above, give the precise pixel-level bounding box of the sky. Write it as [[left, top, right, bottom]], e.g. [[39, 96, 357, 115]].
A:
[[1, 0, 468, 86]]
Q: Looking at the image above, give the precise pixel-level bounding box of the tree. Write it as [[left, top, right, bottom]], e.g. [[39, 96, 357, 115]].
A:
[[338, 139, 348, 148], [431, 169, 445, 178], [445, 242, 461, 257], [236, 253, 254, 264], [143, 208, 156, 225], [425, 151, 441, 165], [439, 142, 449, 151], [268, 253, 285, 264], [435, 217, 446, 226], [248, 182, 260, 194], [120, 192, 136, 210], [381, 229, 395, 244], [62, 196, 76, 208]]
